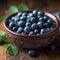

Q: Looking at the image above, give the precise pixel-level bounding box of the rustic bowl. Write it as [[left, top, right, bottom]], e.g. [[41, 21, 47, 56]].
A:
[[4, 11, 59, 49]]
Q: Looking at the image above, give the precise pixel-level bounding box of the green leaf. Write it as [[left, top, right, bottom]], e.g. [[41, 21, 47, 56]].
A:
[[0, 16, 6, 24], [3, 44, 9, 50], [18, 4, 29, 11], [7, 45, 18, 56], [0, 31, 10, 43], [9, 6, 19, 14], [0, 31, 5, 36]]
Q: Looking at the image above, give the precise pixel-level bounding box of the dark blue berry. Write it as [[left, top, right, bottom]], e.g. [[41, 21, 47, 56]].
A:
[[9, 22, 16, 29], [0, 39, 5, 45], [27, 13, 33, 18], [28, 50, 36, 57], [24, 26, 31, 34], [31, 23, 37, 30], [17, 27, 23, 34], [45, 28, 50, 33], [25, 22, 31, 27], [37, 22, 43, 28], [17, 21, 25, 27], [34, 29, 39, 34], [43, 15, 49, 20], [20, 16, 27, 21], [29, 31, 34, 35], [14, 16, 20, 23], [43, 23, 48, 28], [12, 26, 18, 32], [38, 11, 44, 17], [40, 29, 46, 34], [30, 17, 37, 23], [32, 10, 38, 16], [22, 13, 27, 16], [17, 12, 22, 17]]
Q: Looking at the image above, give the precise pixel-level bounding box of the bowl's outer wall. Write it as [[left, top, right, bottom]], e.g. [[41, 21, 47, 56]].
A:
[[4, 11, 59, 49]]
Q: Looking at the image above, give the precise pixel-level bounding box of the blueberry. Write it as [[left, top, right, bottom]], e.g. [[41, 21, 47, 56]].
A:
[[27, 13, 33, 18], [37, 22, 43, 28], [37, 15, 41, 18], [29, 31, 34, 35], [43, 15, 49, 20], [17, 12, 22, 17], [17, 21, 25, 27], [21, 32, 26, 35], [47, 45, 56, 51], [25, 22, 31, 27], [40, 29, 46, 34], [17, 27, 23, 34], [24, 26, 31, 34], [47, 18, 53, 24], [22, 13, 27, 16], [32, 10, 38, 16], [28, 50, 36, 57], [12, 26, 18, 32], [31, 23, 37, 30], [9, 22, 16, 29], [8, 20, 13, 23], [11, 17, 15, 20], [37, 11, 44, 17], [43, 23, 48, 28], [20, 16, 27, 21], [38, 17, 43, 22], [0, 39, 5, 45], [30, 17, 37, 23], [45, 28, 50, 33], [34, 29, 39, 34], [14, 16, 20, 23]]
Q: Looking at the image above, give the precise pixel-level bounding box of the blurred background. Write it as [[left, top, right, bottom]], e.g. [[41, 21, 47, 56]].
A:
[[0, 0, 60, 18]]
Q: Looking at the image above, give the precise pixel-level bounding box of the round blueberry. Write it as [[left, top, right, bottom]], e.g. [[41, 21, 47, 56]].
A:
[[45, 28, 50, 33], [9, 22, 16, 29], [40, 29, 46, 34], [29, 31, 34, 35], [24, 26, 31, 34], [11, 17, 15, 20], [43, 23, 48, 28], [27, 13, 33, 18], [0, 39, 5, 45], [37, 11, 44, 17], [43, 15, 49, 20], [22, 12, 27, 16], [28, 50, 36, 57], [32, 10, 38, 16], [38, 17, 43, 22], [20, 16, 27, 21], [37, 15, 41, 18], [34, 29, 39, 34], [31, 23, 37, 30], [17, 27, 23, 34], [17, 12, 22, 17], [47, 18, 53, 25], [37, 22, 43, 28], [17, 21, 25, 27], [25, 22, 31, 27], [14, 16, 20, 23], [30, 17, 37, 23], [12, 26, 18, 32]]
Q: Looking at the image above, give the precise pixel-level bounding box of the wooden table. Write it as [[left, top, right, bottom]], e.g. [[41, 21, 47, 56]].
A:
[[0, 24, 60, 60]]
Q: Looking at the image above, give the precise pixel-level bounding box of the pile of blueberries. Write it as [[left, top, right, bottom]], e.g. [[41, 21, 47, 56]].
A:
[[7, 10, 56, 35]]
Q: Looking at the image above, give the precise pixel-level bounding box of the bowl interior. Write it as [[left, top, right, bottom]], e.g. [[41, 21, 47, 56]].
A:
[[4, 11, 59, 37]]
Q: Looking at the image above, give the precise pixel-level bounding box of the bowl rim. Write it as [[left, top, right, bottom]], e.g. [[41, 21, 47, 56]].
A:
[[4, 10, 59, 37]]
